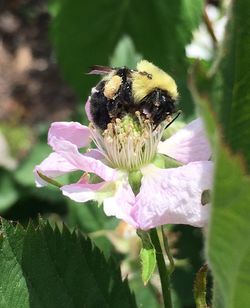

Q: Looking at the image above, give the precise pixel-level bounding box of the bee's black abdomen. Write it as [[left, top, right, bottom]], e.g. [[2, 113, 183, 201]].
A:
[[139, 89, 176, 127], [90, 81, 111, 130]]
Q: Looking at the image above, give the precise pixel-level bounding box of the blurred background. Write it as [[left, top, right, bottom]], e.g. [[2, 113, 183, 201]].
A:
[[0, 0, 229, 307]]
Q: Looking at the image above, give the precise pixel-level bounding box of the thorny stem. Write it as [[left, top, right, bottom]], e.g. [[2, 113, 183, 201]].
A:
[[149, 228, 172, 308], [161, 226, 175, 275], [203, 9, 218, 46], [194, 264, 208, 308]]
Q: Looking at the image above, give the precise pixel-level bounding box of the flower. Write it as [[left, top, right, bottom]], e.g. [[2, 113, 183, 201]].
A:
[[34, 112, 213, 230], [185, 4, 227, 60]]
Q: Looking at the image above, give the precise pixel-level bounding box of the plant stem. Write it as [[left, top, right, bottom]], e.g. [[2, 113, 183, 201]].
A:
[[194, 264, 208, 308], [149, 228, 172, 308], [203, 9, 218, 47], [161, 226, 175, 275]]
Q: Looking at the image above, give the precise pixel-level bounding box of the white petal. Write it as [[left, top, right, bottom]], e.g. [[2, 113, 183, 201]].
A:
[[103, 174, 138, 228], [132, 162, 213, 230], [158, 118, 211, 164], [61, 182, 106, 203]]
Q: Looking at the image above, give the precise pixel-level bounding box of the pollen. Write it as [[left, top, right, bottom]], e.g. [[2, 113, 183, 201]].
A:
[[90, 114, 168, 171], [103, 75, 122, 99]]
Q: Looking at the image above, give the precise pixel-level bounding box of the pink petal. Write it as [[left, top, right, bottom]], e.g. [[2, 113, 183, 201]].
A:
[[84, 149, 104, 160], [132, 161, 213, 230], [103, 176, 138, 228], [48, 122, 91, 148], [62, 172, 138, 227], [61, 182, 106, 203], [34, 152, 78, 187], [85, 88, 98, 122], [158, 118, 211, 164], [49, 136, 117, 181]]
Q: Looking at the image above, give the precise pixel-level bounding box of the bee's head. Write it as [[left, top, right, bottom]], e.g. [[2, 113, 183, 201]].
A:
[[132, 60, 178, 104]]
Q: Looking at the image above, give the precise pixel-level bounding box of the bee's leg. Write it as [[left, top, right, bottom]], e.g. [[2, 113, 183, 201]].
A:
[[138, 90, 160, 120], [107, 99, 119, 118], [139, 89, 176, 127], [109, 79, 133, 117], [164, 111, 182, 129]]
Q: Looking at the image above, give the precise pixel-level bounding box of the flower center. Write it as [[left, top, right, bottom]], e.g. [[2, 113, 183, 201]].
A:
[[90, 112, 168, 171]]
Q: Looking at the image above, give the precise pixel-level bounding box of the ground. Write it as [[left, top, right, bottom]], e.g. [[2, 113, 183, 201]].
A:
[[0, 0, 77, 126]]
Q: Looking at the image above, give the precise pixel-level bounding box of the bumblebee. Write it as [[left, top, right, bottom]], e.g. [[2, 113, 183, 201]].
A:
[[88, 60, 178, 130]]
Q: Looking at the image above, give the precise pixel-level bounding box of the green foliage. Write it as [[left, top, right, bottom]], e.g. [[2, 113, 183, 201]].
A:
[[0, 218, 137, 308], [201, 108, 250, 308], [216, 5, 235, 133], [171, 225, 205, 307], [110, 35, 142, 68], [139, 245, 156, 286], [195, 62, 250, 308], [227, 0, 250, 169], [2, 1, 250, 305], [191, 3, 250, 306], [215, 0, 250, 169], [49, 0, 204, 116], [67, 200, 118, 233], [67, 200, 119, 258], [15, 142, 51, 187], [208, 140, 250, 308], [0, 170, 18, 213], [194, 265, 208, 308], [137, 230, 156, 285], [0, 123, 33, 159], [129, 276, 159, 308]]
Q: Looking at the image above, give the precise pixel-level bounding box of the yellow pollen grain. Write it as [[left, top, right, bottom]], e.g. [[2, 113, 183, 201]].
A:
[[104, 75, 122, 99]]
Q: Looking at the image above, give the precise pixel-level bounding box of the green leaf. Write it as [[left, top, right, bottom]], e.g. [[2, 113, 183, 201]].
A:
[[207, 144, 250, 308], [137, 230, 156, 285], [126, 0, 204, 116], [110, 35, 142, 68], [215, 8, 236, 133], [129, 276, 159, 308], [49, 0, 124, 101], [194, 89, 250, 308], [0, 219, 137, 308], [215, 0, 250, 169], [140, 248, 156, 286], [67, 200, 118, 233], [49, 0, 204, 116], [67, 201, 119, 259], [228, 0, 250, 169], [15, 142, 51, 186], [171, 225, 206, 307], [0, 170, 18, 213]]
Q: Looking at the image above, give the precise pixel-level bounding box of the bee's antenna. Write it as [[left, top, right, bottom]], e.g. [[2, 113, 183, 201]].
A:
[[165, 110, 182, 129]]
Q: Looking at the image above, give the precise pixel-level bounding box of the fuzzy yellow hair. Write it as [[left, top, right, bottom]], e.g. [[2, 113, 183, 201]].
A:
[[132, 60, 178, 103]]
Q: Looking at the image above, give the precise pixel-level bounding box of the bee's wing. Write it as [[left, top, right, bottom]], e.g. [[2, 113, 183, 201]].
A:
[[87, 65, 114, 75]]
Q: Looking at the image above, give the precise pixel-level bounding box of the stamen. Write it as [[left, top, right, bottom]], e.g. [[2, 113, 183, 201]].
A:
[[90, 113, 168, 171]]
